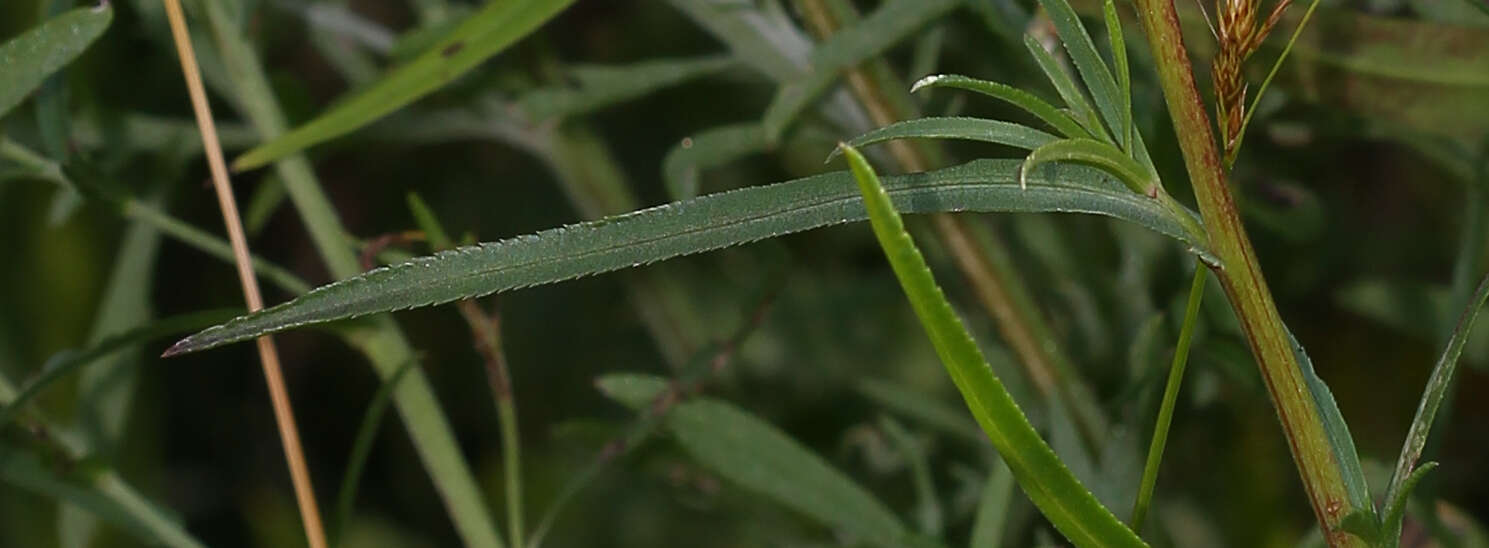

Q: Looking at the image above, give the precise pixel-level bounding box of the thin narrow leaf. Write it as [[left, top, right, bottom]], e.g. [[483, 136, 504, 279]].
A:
[[1102, 0, 1132, 151], [831, 117, 1058, 158], [333, 359, 418, 547], [0, 3, 113, 118], [761, 0, 960, 140], [1131, 266, 1206, 533], [597, 374, 912, 548], [1023, 35, 1106, 139], [665, 0, 812, 82], [839, 144, 1146, 547], [232, 0, 576, 170], [969, 460, 1016, 548], [662, 122, 768, 201], [0, 309, 242, 429], [166, 159, 1213, 355], [1037, 0, 1126, 140], [1020, 138, 1154, 194], [0, 450, 203, 548], [1383, 274, 1489, 535], [518, 55, 736, 122], [1381, 462, 1439, 545], [1286, 328, 1375, 525], [911, 74, 1094, 140]]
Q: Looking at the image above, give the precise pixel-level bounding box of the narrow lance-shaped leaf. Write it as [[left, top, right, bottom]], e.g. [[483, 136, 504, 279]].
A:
[[1102, 0, 1132, 151], [0, 3, 113, 119], [165, 159, 1213, 356], [1381, 273, 1489, 542], [830, 117, 1058, 158], [597, 373, 913, 548], [232, 0, 576, 170], [1037, 0, 1126, 140], [1023, 35, 1107, 139], [911, 74, 1095, 140], [1286, 327, 1376, 533], [839, 144, 1146, 547]]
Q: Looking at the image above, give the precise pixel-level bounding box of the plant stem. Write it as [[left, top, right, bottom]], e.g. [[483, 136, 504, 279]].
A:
[[1130, 265, 1205, 532], [794, 0, 1110, 450], [159, 3, 326, 547], [457, 301, 523, 548], [1131, 0, 1362, 543]]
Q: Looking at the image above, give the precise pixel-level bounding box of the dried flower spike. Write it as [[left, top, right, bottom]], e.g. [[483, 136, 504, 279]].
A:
[[1212, 0, 1291, 156]]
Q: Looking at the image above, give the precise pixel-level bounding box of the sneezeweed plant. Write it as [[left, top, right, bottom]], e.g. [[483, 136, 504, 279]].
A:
[[2, 0, 1487, 547]]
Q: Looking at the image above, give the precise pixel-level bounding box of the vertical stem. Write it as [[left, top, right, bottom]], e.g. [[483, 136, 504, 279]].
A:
[[1131, 0, 1361, 543], [1130, 265, 1205, 532], [457, 302, 523, 548], [158, 3, 326, 548]]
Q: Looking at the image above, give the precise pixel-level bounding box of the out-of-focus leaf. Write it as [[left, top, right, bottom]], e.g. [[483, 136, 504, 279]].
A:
[[911, 74, 1094, 139], [0, 309, 242, 430], [1382, 274, 1489, 541], [232, 0, 576, 169], [518, 55, 736, 122], [1335, 280, 1489, 368], [0, 450, 203, 548], [0, 3, 112, 119], [663, 122, 768, 201], [596, 373, 913, 548], [832, 117, 1058, 157], [969, 460, 1016, 547], [165, 159, 1213, 355], [1238, 179, 1326, 243], [761, 0, 960, 140], [857, 379, 985, 445], [879, 417, 943, 537], [665, 0, 812, 82], [840, 145, 1146, 547]]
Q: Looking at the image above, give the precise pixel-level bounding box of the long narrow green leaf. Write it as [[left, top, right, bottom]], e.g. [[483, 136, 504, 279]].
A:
[[1286, 328, 1375, 530], [1020, 138, 1154, 195], [832, 117, 1058, 157], [662, 122, 768, 201], [1102, 0, 1132, 151], [969, 460, 1016, 548], [1023, 35, 1106, 139], [166, 159, 1212, 355], [839, 145, 1145, 547], [761, 0, 960, 140], [1382, 273, 1489, 541], [879, 416, 943, 536], [1037, 0, 1125, 140], [0, 450, 203, 548], [0, 3, 112, 119], [518, 55, 736, 122], [597, 373, 913, 548], [911, 74, 1094, 139], [0, 309, 242, 429], [232, 0, 576, 170]]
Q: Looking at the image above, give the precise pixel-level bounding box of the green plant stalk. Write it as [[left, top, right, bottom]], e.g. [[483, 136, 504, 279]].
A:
[[333, 359, 415, 546], [1130, 265, 1205, 532], [794, 0, 1110, 449], [1131, 0, 1362, 543], [196, 4, 504, 547]]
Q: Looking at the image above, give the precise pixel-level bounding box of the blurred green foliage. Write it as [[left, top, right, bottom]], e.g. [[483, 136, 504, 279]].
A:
[[1, 0, 1487, 546]]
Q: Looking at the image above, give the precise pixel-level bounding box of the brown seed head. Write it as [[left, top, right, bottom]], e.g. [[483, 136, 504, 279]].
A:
[[1212, 0, 1293, 155]]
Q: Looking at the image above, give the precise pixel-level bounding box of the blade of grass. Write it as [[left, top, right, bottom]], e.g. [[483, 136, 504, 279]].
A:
[[1129, 265, 1206, 533], [1102, 0, 1132, 152], [1036, 0, 1126, 142], [1381, 273, 1489, 540], [164, 158, 1213, 355], [232, 0, 577, 170], [839, 144, 1145, 547], [0, 2, 112, 118], [969, 460, 1016, 548], [879, 416, 944, 537]]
